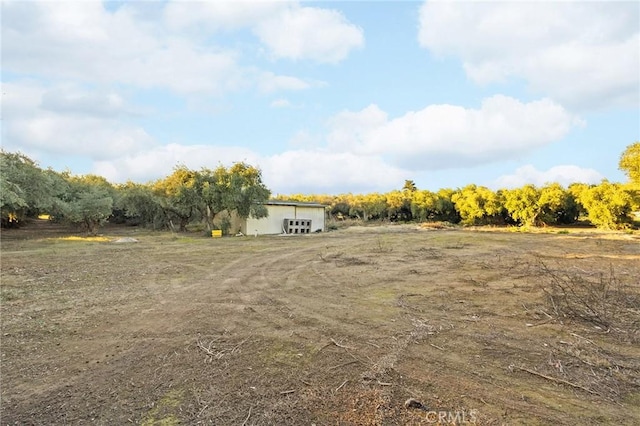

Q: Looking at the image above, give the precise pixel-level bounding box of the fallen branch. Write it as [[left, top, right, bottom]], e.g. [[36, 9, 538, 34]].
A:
[[197, 340, 217, 357], [377, 381, 392, 386], [231, 337, 250, 354], [570, 332, 597, 347], [328, 338, 363, 364], [280, 390, 295, 395], [513, 365, 598, 395], [430, 343, 445, 351], [328, 360, 359, 371], [196, 404, 209, 418], [539, 309, 553, 319], [241, 406, 252, 426], [335, 380, 348, 392], [331, 338, 352, 349], [525, 318, 554, 327]]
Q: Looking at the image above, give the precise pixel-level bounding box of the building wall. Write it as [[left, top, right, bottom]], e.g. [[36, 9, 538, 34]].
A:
[[243, 204, 325, 235], [297, 206, 325, 233]]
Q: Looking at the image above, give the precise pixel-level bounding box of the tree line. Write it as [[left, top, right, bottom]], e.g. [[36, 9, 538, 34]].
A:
[[0, 152, 270, 235], [278, 143, 639, 230], [1, 143, 638, 234]]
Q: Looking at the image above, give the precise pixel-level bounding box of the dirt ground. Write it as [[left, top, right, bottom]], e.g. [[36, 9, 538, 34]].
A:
[[1, 221, 639, 425]]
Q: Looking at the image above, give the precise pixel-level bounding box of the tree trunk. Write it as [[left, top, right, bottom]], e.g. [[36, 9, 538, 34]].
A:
[[204, 205, 214, 232], [85, 219, 99, 236]]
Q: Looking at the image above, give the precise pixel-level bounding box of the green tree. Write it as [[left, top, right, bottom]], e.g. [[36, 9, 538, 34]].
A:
[[538, 183, 578, 225], [574, 181, 632, 229], [619, 142, 640, 185], [451, 185, 503, 225], [410, 189, 439, 221], [199, 163, 270, 232], [151, 162, 270, 233], [619, 143, 640, 215], [385, 190, 412, 221], [434, 188, 459, 222], [503, 185, 541, 227], [59, 175, 114, 235], [349, 193, 387, 221], [329, 194, 351, 220], [402, 179, 417, 193], [0, 151, 63, 226], [153, 166, 201, 232], [116, 182, 166, 229]]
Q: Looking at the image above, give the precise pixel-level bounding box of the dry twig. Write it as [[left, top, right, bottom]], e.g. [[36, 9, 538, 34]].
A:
[[232, 337, 250, 353], [513, 365, 598, 395], [328, 360, 359, 370], [197, 340, 220, 357], [335, 380, 348, 392], [331, 338, 352, 349], [241, 406, 252, 426]]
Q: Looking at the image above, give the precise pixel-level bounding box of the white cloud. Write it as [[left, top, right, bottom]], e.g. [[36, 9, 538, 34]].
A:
[[92, 144, 404, 194], [288, 130, 321, 148], [1, 1, 330, 96], [2, 81, 154, 161], [165, 0, 365, 64], [92, 143, 260, 183], [262, 150, 405, 194], [164, 0, 289, 33], [270, 99, 292, 108], [326, 96, 582, 170], [494, 165, 604, 189], [1, 2, 241, 95], [254, 5, 364, 63], [418, 1, 640, 109], [40, 86, 126, 117], [257, 72, 324, 93], [326, 104, 388, 151]]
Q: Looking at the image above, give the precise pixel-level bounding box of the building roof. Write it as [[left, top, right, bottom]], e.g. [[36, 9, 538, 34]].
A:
[[265, 200, 327, 208]]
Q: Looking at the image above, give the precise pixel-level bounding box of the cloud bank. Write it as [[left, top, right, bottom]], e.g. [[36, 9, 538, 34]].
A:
[[419, 1, 639, 109], [326, 96, 582, 170], [494, 165, 604, 189]]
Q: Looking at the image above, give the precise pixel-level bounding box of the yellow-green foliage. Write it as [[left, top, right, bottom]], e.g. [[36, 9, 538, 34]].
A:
[[574, 181, 633, 229], [451, 185, 503, 225], [619, 142, 640, 185]]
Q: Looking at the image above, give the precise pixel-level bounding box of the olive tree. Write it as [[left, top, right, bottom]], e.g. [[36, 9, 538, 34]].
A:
[[59, 174, 114, 235], [0, 151, 66, 226]]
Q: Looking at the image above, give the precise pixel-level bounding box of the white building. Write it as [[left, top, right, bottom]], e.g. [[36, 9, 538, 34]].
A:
[[242, 201, 327, 235]]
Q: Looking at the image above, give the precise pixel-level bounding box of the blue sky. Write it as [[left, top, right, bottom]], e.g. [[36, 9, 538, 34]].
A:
[[2, 1, 639, 195]]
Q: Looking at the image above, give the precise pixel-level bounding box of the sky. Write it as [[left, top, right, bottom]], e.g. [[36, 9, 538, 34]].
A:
[[2, 1, 639, 196]]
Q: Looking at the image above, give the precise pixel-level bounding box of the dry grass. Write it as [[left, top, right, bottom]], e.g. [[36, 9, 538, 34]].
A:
[[1, 223, 639, 425]]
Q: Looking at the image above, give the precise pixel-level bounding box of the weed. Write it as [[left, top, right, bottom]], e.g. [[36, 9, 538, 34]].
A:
[[372, 236, 393, 253]]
